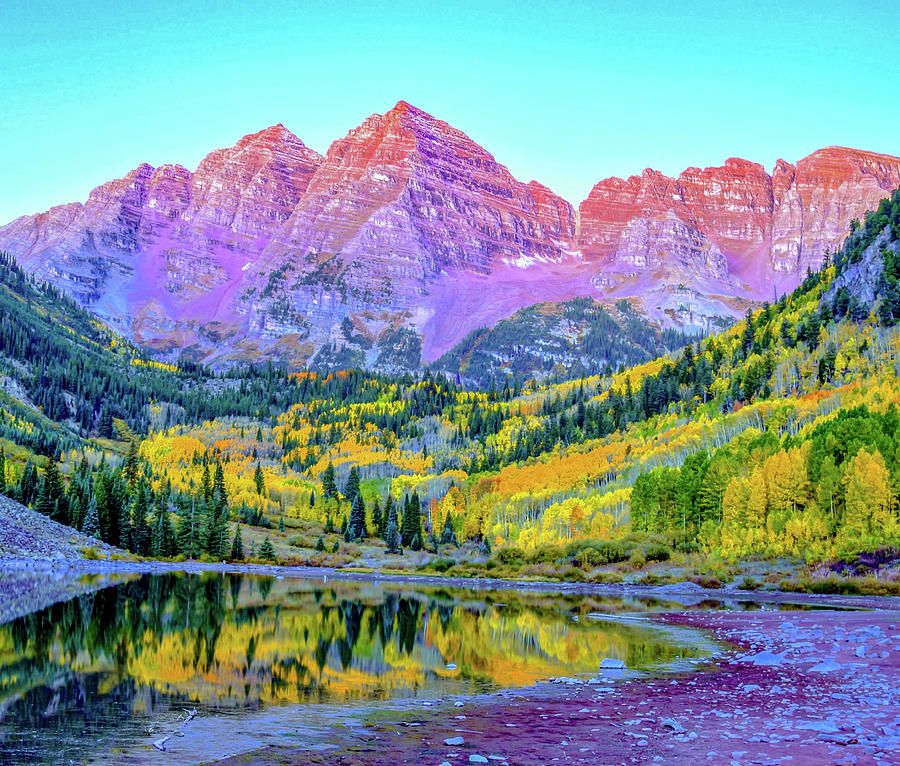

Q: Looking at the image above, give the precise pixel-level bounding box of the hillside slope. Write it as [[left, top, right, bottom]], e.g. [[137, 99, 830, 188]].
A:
[[0, 494, 113, 559], [0, 188, 897, 579]]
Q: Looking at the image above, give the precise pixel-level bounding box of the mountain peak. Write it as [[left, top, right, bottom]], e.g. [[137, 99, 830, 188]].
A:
[[386, 99, 427, 118], [235, 122, 311, 152]]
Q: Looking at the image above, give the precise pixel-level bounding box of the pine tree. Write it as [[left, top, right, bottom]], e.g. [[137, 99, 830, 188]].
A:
[[258, 536, 276, 561], [343, 466, 360, 505], [383, 495, 399, 543], [0, 448, 6, 494], [371, 496, 382, 538], [18, 461, 38, 506], [315, 536, 326, 551], [201, 463, 212, 502], [322, 462, 337, 499], [230, 524, 245, 560], [204, 497, 227, 558], [82, 495, 100, 539], [33, 474, 54, 518], [177, 498, 201, 559], [440, 513, 458, 546], [385, 516, 401, 554], [131, 485, 151, 555], [401, 493, 422, 547], [348, 493, 367, 541], [213, 461, 227, 506], [150, 487, 177, 558], [278, 515, 285, 531], [254, 462, 266, 496], [43, 458, 68, 526], [123, 439, 141, 489], [98, 404, 114, 439]]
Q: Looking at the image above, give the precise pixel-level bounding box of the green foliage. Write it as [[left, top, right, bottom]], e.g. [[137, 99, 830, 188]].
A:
[[645, 543, 671, 562], [400, 492, 422, 547], [495, 547, 525, 566], [258, 536, 276, 562], [230, 524, 245, 560]]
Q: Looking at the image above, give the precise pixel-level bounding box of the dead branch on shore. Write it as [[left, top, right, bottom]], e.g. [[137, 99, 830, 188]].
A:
[[153, 708, 199, 752]]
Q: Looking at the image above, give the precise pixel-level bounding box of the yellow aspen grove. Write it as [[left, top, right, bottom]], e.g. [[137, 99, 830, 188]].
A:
[[841, 449, 894, 541]]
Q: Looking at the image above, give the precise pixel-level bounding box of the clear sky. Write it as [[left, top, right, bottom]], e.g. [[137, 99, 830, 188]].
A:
[[1, 0, 899, 222]]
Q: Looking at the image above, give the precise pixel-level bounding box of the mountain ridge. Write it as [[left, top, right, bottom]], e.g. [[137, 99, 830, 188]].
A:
[[1, 101, 899, 372]]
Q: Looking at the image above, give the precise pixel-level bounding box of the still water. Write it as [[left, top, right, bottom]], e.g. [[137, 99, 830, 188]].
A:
[[0, 573, 712, 763]]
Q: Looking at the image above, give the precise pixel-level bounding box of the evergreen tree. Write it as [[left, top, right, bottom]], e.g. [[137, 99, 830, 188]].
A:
[[230, 524, 245, 560], [39, 458, 68, 526], [254, 462, 266, 496], [177, 497, 202, 559], [67, 456, 92, 531], [315, 536, 326, 551], [213, 461, 228, 506], [401, 492, 422, 547], [0, 448, 6, 494], [348, 493, 367, 541], [98, 404, 114, 439], [322, 462, 337, 499], [204, 496, 228, 558], [33, 474, 54, 518], [258, 536, 276, 561], [383, 495, 399, 543], [385, 516, 401, 554], [131, 485, 151, 555], [440, 513, 458, 546], [343, 466, 360, 505], [201, 463, 212, 502], [123, 439, 141, 489], [371, 496, 382, 538], [82, 495, 100, 539], [18, 461, 38, 506], [150, 496, 176, 558]]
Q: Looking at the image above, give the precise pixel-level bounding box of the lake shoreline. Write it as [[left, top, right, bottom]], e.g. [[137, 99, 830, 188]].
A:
[[2, 554, 896, 620], [3, 558, 899, 765]]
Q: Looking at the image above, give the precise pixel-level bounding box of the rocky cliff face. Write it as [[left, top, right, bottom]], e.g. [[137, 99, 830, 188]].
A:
[[244, 102, 577, 316], [0, 125, 323, 352], [578, 149, 900, 294], [1, 101, 898, 369]]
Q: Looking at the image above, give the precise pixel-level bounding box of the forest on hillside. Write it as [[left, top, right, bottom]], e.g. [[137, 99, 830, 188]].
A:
[[0, 189, 899, 577]]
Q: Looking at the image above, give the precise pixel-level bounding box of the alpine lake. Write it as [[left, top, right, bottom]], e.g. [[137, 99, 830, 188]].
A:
[[0, 571, 816, 764]]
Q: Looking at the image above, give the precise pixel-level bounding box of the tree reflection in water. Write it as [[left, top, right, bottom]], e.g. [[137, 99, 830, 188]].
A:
[[0, 573, 706, 763]]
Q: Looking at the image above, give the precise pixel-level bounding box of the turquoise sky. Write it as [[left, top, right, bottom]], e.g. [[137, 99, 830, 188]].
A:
[[1, 0, 899, 222]]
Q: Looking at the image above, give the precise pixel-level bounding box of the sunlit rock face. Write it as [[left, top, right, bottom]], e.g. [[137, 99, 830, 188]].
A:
[[771, 147, 900, 276], [578, 149, 900, 292], [1, 98, 898, 368], [0, 125, 323, 355], [237, 100, 579, 347]]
